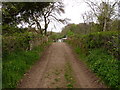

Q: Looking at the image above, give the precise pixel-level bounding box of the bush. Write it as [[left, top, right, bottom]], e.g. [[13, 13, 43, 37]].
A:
[[2, 32, 34, 56], [2, 32, 48, 58], [81, 31, 119, 58], [67, 31, 119, 59], [2, 24, 27, 35]]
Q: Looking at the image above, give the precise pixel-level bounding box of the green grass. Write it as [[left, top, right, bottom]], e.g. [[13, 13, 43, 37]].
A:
[[74, 47, 120, 88], [67, 31, 119, 88], [64, 62, 75, 88], [75, 47, 86, 61], [2, 42, 50, 88]]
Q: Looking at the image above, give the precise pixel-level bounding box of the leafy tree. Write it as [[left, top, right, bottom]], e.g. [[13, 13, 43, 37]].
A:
[[62, 23, 93, 35], [40, 2, 68, 35], [111, 19, 120, 31], [2, 2, 51, 34], [2, 2, 68, 35]]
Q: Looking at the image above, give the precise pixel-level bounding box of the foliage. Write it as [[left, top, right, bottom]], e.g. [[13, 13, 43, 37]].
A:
[[2, 2, 50, 25], [49, 33, 58, 41], [2, 24, 27, 35], [2, 31, 48, 58], [67, 31, 74, 37], [81, 31, 119, 59], [2, 21, 50, 88], [111, 19, 120, 31], [2, 2, 67, 35], [66, 30, 119, 88], [67, 31, 119, 59], [74, 47, 119, 88], [2, 42, 50, 88], [2, 2, 51, 35], [62, 23, 92, 35], [3, 32, 34, 56], [49, 32, 66, 41], [85, 0, 117, 31], [87, 49, 119, 88]]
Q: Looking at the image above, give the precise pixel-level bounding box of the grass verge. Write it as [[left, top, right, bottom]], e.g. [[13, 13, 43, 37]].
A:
[[74, 47, 119, 88], [2, 42, 50, 88]]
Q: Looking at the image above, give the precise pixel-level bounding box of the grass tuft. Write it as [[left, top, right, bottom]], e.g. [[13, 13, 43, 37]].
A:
[[64, 62, 75, 88]]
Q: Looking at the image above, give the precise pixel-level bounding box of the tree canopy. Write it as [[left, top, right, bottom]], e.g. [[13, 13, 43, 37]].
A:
[[2, 2, 67, 35]]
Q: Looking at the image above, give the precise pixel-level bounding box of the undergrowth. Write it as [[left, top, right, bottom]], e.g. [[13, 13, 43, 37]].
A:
[[2, 42, 50, 88], [75, 47, 119, 88], [67, 31, 119, 88]]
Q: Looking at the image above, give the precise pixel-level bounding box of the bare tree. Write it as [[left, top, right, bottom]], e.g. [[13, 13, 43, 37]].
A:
[[84, 0, 118, 31], [82, 11, 94, 24]]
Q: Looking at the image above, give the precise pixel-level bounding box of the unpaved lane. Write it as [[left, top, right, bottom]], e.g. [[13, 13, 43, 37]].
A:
[[64, 43, 106, 88], [18, 42, 106, 88]]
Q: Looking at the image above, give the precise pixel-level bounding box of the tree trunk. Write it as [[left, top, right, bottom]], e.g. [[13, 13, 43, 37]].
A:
[[103, 18, 107, 31]]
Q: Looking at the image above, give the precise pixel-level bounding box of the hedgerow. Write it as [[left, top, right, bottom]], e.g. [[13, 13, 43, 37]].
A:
[[68, 31, 119, 59], [2, 32, 48, 58], [81, 31, 119, 59], [2, 30, 50, 88], [67, 31, 119, 88]]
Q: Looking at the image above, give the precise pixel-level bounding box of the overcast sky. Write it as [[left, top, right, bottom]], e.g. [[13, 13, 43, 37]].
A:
[[48, 0, 90, 32], [48, 0, 117, 32], [17, 0, 117, 32]]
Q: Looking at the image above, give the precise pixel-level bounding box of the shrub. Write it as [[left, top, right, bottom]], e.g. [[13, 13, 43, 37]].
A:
[[67, 31, 119, 59], [81, 31, 119, 58], [2, 32, 48, 58]]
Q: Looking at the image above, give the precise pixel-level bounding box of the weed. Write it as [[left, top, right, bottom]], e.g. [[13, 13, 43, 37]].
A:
[[64, 62, 75, 88], [74, 47, 120, 88], [86, 49, 119, 88], [2, 42, 50, 88]]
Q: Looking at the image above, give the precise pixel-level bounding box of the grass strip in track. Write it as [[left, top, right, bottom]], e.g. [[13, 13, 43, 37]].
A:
[[64, 62, 76, 88]]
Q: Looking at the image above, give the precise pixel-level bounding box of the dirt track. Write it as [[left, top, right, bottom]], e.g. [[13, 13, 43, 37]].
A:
[[18, 42, 106, 88]]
